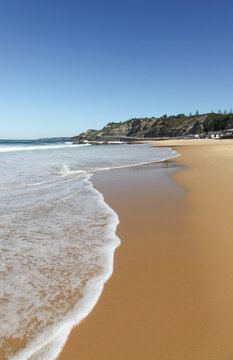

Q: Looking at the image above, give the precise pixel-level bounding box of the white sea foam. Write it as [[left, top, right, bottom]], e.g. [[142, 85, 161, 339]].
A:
[[91, 158, 177, 172], [59, 163, 87, 177], [9, 176, 120, 360], [1, 171, 119, 360], [0, 143, 90, 152]]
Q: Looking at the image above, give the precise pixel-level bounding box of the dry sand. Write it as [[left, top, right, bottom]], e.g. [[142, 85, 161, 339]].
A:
[[58, 139, 233, 360]]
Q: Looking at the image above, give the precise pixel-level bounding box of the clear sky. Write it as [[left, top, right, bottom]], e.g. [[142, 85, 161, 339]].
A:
[[0, 0, 233, 138]]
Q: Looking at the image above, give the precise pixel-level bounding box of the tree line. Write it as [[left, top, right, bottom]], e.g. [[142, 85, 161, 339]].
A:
[[188, 109, 233, 116]]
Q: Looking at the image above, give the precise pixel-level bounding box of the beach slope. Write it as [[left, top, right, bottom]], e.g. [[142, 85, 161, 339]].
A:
[[58, 139, 233, 360]]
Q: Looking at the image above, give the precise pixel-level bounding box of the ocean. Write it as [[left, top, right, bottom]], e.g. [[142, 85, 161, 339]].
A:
[[0, 139, 177, 359]]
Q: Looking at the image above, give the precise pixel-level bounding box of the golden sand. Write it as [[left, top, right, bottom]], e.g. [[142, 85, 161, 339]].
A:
[[58, 139, 233, 360]]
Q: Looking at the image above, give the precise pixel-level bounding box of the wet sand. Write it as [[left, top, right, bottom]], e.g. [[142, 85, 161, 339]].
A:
[[58, 139, 233, 360]]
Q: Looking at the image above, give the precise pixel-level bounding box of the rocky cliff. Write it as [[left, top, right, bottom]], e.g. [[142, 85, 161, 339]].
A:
[[72, 113, 233, 141]]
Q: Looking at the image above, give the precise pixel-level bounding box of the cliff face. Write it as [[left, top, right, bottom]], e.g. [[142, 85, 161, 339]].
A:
[[72, 113, 233, 140]]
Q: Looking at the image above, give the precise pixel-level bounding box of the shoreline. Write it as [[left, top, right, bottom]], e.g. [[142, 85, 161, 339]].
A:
[[58, 139, 233, 359], [57, 154, 186, 359]]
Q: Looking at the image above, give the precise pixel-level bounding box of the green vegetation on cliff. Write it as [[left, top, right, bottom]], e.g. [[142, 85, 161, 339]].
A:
[[204, 113, 231, 132]]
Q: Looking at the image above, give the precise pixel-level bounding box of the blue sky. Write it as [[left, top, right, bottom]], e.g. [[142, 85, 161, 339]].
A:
[[0, 0, 233, 138]]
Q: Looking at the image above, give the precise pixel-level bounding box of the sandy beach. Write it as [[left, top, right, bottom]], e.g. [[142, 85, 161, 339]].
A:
[[58, 139, 233, 360]]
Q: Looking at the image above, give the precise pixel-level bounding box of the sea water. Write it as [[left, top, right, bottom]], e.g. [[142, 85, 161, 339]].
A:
[[0, 140, 177, 359]]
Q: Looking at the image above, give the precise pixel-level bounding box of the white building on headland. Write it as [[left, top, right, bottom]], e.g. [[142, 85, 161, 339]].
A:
[[208, 129, 233, 138]]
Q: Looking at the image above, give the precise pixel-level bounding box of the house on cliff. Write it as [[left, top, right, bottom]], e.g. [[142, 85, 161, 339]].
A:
[[208, 129, 233, 139]]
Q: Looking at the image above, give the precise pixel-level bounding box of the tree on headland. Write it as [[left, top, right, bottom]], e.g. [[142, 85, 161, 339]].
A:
[[189, 112, 192, 116], [211, 110, 214, 113], [195, 110, 199, 115], [229, 108, 233, 114], [218, 109, 222, 114], [224, 109, 227, 114]]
